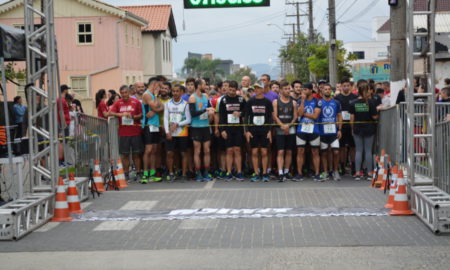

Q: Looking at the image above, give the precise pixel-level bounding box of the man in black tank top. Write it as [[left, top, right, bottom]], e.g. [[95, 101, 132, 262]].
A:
[[272, 82, 298, 182]]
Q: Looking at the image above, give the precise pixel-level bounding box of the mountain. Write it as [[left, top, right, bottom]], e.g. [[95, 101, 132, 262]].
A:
[[248, 63, 280, 80]]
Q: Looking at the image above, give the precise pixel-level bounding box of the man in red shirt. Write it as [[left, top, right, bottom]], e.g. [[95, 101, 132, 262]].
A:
[[109, 85, 144, 179], [57, 85, 71, 166]]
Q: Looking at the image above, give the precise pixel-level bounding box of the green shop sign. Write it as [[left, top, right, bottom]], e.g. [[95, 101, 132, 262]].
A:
[[184, 0, 270, 9]]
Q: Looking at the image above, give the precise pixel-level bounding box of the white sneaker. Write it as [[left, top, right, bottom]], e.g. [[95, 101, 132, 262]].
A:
[[333, 171, 341, 181]]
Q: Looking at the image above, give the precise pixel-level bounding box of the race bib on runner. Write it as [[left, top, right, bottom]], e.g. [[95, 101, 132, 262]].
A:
[[199, 111, 208, 120], [323, 124, 337, 134], [227, 114, 239, 124], [289, 126, 296, 134], [169, 113, 182, 123], [301, 123, 314, 134], [253, 116, 265, 126], [149, 125, 159, 132], [342, 111, 350, 121], [122, 116, 133, 126]]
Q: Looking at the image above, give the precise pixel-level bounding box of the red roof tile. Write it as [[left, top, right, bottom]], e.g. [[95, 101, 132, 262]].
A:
[[120, 5, 176, 35], [377, 19, 390, 33]]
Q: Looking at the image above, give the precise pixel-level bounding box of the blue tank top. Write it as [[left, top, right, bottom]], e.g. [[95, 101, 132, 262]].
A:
[[297, 98, 321, 134], [191, 93, 209, 128], [144, 90, 159, 127], [319, 99, 341, 135]]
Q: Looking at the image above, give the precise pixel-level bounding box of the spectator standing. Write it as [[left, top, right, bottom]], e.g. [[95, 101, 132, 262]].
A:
[[13, 96, 26, 139], [95, 89, 109, 119]]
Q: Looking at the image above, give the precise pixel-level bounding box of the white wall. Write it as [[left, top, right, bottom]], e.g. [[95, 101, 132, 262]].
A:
[[372, 16, 389, 41], [344, 41, 390, 64]]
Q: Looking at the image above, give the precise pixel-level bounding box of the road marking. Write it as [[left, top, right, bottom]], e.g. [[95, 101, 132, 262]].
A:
[[179, 199, 218, 230], [81, 202, 92, 209], [93, 220, 139, 231], [204, 179, 216, 190], [120, 200, 158, 211], [35, 222, 60, 232]]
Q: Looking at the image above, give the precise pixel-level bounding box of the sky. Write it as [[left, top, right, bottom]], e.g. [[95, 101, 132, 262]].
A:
[[1, 0, 390, 71]]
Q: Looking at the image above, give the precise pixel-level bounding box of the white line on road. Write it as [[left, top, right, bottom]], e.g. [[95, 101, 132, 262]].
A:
[[120, 200, 158, 211], [93, 221, 139, 231], [204, 179, 216, 190], [35, 222, 61, 232]]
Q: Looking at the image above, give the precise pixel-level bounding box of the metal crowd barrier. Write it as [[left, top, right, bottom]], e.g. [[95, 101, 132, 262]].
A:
[[73, 114, 111, 179], [108, 117, 120, 164], [377, 106, 401, 164], [436, 120, 450, 194]]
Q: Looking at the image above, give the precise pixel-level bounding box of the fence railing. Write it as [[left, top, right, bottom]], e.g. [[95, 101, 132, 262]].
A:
[[436, 120, 450, 194], [73, 114, 111, 178], [378, 102, 450, 192]]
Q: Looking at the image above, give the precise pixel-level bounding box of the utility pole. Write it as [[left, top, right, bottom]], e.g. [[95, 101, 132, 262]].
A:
[[308, 0, 314, 43], [286, 1, 307, 36], [390, 0, 406, 85], [284, 23, 296, 41], [328, 0, 337, 86]]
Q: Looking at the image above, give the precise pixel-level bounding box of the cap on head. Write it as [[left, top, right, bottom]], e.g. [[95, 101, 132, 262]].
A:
[[252, 82, 263, 89], [60, 84, 71, 92]]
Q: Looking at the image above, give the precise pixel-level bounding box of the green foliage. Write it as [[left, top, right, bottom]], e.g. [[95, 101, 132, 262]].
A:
[[0, 62, 26, 80], [182, 57, 224, 82], [227, 67, 256, 83], [279, 32, 354, 83]]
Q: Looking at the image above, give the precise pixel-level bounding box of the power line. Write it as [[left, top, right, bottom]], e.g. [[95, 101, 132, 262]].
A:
[[336, 0, 360, 21], [339, 0, 379, 24]]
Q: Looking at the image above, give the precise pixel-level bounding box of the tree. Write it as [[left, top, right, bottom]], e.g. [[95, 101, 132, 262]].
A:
[[182, 57, 224, 83], [227, 67, 256, 83], [307, 40, 356, 82]]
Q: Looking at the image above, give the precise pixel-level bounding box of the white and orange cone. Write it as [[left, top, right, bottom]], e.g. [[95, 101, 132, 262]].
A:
[[52, 177, 73, 222], [374, 162, 386, 188], [67, 173, 83, 214], [384, 165, 398, 209], [93, 159, 105, 192], [389, 169, 414, 216], [115, 158, 128, 189]]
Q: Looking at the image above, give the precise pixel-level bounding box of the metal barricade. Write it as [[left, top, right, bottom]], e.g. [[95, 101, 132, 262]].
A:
[[73, 114, 110, 178], [436, 120, 450, 194], [108, 117, 120, 164], [377, 106, 401, 164]]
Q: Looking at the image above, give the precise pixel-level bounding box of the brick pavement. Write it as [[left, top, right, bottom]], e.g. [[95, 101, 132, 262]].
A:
[[0, 177, 449, 253]]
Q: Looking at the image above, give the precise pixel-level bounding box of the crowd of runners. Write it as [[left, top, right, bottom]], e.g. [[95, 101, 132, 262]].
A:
[[93, 74, 450, 184]]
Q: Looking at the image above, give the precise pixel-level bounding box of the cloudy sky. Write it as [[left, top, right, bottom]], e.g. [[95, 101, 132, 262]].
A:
[[1, 0, 390, 70]]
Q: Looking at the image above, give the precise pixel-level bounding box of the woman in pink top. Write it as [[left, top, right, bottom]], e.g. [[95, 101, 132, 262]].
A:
[[96, 89, 109, 119]]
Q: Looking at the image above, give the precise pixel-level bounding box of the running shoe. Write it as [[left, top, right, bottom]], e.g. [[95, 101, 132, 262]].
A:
[[278, 174, 285, 182], [179, 175, 188, 182], [353, 171, 362, 181], [320, 172, 329, 181], [262, 174, 270, 182], [223, 172, 233, 181], [314, 175, 324, 182], [195, 172, 204, 182], [284, 173, 293, 181], [203, 173, 213, 181], [250, 173, 260, 182], [167, 174, 175, 183], [292, 174, 304, 182], [234, 173, 245, 181], [140, 175, 149, 184], [333, 171, 341, 181]]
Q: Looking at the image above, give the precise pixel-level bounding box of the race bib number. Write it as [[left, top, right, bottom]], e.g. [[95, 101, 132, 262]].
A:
[[149, 125, 159, 132], [199, 111, 208, 120], [301, 123, 314, 134], [342, 111, 350, 121], [227, 114, 239, 124], [169, 113, 182, 123], [253, 116, 265, 126], [323, 124, 337, 134], [289, 126, 296, 134], [122, 116, 133, 126]]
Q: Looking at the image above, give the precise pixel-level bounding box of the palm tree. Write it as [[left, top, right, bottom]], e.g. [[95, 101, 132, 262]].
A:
[[182, 57, 224, 83], [182, 57, 201, 78]]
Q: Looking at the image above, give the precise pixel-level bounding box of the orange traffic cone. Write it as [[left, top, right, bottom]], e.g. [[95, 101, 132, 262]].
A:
[[67, 173, 83, 214], [93, 160, 105, 192], [380, 150, 386, 164], [371, 156, 380, 187], [379, 156, 391, 191], [374, 162, 385, 188], [115, 158, 128, 189], [52, 177, 73, 222], [384, 165, 398, 208], [389, 169, 414, 216]]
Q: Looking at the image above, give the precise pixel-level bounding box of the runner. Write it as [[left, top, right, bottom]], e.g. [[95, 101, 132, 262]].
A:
[[296, 83, 322, 182], [158, 81, 172, 179], [319, 84, 342, 181], [291, 80, 302, 101], [212, 81, 228, 179], [183, 77, 196, 101], [349, 80, 378, 181], [218, 80, 246, 181], [272, 81, 297, 182], [245, 83, 273, 182], [109, 85, 143, 180], [334, 77, 358, 176], [141, 77, 163, 183], [189, 79, 215, 182], [164, 84, 191, 182]]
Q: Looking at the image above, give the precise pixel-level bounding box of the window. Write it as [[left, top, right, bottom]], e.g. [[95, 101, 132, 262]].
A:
[[126, 76, 130, 85], [70, 76, 88, 97], [168, 41, 171, 62], [377, 51, 388, 58], [162, 40, 166, 61], [13, 24, 25, 30], [131, 26, 135, 46], [125, 23, 129, 45], [77, 22, 93, 45], [351, 51, 365, 60]]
